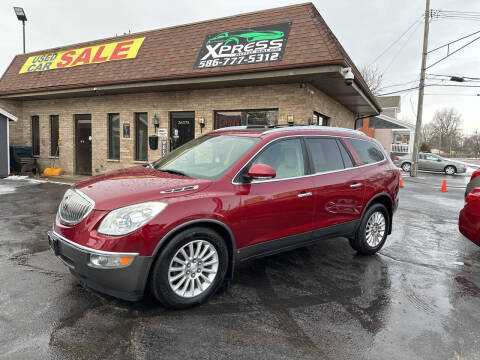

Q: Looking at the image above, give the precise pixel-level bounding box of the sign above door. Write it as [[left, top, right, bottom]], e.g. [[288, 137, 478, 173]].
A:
[[194, 22, 291, 70]]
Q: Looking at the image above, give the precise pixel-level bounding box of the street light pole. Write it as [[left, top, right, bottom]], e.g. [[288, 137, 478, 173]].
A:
[[13, 7, 27, 54], [411, 0, 431, 177], [22, 20, 25, 54]]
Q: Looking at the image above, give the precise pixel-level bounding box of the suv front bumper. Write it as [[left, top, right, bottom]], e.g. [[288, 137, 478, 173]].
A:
[[48, 230, 153, 301]]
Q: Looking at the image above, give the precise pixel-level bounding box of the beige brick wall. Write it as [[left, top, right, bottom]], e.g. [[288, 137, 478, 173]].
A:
[[6, 82, 355, 175], [307, 83, 356, 128]]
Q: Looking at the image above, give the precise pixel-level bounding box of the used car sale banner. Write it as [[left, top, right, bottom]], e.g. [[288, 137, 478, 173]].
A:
[[19, 37, 145, 74], [194, 23, 291, 69]]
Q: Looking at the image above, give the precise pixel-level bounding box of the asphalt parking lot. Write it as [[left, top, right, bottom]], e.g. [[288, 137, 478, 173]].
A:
[[1, 172, 479, 360]]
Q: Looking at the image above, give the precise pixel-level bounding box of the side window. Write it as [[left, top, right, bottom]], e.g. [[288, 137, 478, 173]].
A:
[[305, 138, 345, 173], [349, 138, 385, 164], [425, 154, 438, 161], [337, 139, 354, 168], [252, 138, 305, 180]]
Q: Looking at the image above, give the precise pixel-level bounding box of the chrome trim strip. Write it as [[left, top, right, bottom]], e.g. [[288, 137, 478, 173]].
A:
[[160, 185, 199, 194], [231, 134, 387, 185], [50, 230, 139, 256]]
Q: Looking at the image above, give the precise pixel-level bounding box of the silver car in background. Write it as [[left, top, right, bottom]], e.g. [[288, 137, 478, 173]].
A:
[[393, 152, 467, 175]]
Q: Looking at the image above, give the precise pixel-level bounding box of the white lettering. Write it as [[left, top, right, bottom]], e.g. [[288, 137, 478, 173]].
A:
[[270, 39, 284, 48], [201, 43, 222, 60]]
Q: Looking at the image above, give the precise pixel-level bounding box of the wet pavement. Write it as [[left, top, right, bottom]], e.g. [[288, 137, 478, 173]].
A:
[[0, 173, 479, 360]]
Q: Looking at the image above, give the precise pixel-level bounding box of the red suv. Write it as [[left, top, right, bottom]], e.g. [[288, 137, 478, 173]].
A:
[[48, 126, 399, 308]]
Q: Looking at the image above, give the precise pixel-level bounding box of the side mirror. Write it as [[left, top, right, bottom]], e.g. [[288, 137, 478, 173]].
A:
[[247, 164, 276, 180]]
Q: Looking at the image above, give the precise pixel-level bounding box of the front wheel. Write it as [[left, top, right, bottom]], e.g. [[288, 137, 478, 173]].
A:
[[349, 203, 389, 255], [401, 162, 411, 172], [445, 166, 456, 175], [149, 227, 228, 309]]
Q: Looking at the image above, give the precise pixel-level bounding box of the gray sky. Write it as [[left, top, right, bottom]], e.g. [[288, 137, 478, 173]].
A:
[[2, 0, 479, 133]]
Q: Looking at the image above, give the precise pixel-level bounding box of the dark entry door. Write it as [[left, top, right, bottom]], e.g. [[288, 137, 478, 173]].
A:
[[170, 112, 195, 151], [75, 114, 92, 176]]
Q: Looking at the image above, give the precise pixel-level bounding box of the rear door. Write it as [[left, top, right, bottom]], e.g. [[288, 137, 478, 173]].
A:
[[305, 137, 365, 236], [236, 137, 315, 249]]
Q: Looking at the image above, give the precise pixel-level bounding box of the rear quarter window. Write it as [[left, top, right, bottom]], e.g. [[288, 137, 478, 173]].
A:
[[349, 138, 385, 164]]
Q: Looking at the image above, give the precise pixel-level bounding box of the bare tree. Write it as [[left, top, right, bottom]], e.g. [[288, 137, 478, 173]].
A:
[[465, 130, 480, 158], [431, 108, 462, 153], [360, 64, 384, 95], [421, 122, 437, 144]]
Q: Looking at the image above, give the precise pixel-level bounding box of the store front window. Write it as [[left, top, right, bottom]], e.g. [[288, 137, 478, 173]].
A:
[[214, 109, 278, 129]]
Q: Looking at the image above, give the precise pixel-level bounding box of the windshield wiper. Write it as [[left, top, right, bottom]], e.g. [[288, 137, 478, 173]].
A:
[[158, 169, 190, 177]]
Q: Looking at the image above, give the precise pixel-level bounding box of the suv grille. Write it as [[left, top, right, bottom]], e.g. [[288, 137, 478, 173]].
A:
[[58, 189, 94, 226]]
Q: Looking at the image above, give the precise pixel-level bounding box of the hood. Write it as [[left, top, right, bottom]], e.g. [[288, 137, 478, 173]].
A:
[[74, 166, 211, 210]]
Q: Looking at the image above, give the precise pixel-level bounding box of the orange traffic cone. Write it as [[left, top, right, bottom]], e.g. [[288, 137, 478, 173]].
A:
[[441, 180, 448, 192], [399, 177, 404, 188]]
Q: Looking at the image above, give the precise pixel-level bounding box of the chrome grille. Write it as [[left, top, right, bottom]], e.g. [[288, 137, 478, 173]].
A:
[[58, 188, 94, 226]]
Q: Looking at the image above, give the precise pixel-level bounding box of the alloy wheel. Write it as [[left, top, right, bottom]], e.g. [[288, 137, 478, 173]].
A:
[[365, 211, 386, 248], [445, 166, 455, 175], [402, 163, 411, 172], [168, 240, 219, 298]]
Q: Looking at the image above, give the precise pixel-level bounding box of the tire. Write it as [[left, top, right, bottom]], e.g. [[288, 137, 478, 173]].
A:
[[349, 203, 389, 255], [401, 162, 411, 172], [149, 227, 228, 309], [445, 165, 456, 175]]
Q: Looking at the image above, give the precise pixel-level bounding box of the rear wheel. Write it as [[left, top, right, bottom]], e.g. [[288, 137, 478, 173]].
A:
[[401, 162, 411, 172], [445, 165, 456, 175], [349, 203, 389, 255], [149, 227, 228, 309]]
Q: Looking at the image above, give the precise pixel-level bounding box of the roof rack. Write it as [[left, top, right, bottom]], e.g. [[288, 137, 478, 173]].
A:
[[211, 124, 365, 136]]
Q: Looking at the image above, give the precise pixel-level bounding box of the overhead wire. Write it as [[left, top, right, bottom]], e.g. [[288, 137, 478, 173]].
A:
[[369, 17, 422, 66]]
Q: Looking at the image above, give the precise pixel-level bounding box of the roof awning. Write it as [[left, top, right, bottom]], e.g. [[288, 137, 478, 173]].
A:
[[0, 108, 18, 121], [0, 65, 379, 117]]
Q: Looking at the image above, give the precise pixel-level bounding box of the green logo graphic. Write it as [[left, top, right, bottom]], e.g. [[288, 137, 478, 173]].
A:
[[207, 30, 285, 45]]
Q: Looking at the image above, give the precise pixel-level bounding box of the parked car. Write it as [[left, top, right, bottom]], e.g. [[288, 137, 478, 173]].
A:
[[393, 152, 466, 175], [48, 126, 399, 308], [459, 170, 480, 247], [465, 169, 480, 198]]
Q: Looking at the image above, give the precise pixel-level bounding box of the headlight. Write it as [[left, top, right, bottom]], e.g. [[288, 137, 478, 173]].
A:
[[98, 202, 167, 236]]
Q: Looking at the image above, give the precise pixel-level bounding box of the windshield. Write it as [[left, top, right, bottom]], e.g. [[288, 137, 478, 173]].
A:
[[152, 135, 260, 180]]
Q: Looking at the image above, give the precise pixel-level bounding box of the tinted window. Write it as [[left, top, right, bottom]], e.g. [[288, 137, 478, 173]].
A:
[[305, 138, 345, 173], [135, 112, 148, 161], [425, 154, 439, 161], [32, 116, 40, 156], [50, 115, 59, 156], [338, 140, 354, 168], [108, 113, 120, 160], [252, 138, 305, 179], [350, 138, 385, 164]]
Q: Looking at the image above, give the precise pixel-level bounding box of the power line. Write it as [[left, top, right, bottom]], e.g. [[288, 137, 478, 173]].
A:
[[381, 20, 423, 75], [369, 17, 422, 66], [378, 83, 480, 96]]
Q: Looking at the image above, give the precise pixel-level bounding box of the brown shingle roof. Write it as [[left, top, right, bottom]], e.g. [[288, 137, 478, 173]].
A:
[[0, 2, 375, 108]]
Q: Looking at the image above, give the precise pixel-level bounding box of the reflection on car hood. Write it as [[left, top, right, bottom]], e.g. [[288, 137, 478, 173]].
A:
[[74, 166, 211, 210]]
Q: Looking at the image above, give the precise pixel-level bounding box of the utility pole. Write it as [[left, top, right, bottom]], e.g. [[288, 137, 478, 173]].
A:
[[411, 0, 431, 177], [22, 20, 26, 53]]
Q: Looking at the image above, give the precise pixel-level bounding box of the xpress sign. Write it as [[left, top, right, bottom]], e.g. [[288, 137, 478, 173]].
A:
[[194, 23, 291, 69], [19, 38, 145, 74]]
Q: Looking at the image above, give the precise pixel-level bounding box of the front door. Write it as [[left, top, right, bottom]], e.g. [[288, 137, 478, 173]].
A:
[[235, 138, 315, 249], [75, 114, 92, 176], [170, 112, 195, 151]]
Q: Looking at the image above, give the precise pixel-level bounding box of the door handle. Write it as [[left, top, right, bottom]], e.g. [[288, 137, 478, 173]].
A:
[[297, 192, 312, 198], [350, 183, 362, 188]]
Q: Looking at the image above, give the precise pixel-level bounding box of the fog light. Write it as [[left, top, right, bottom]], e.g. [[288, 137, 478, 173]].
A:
[[89, 254, 133, 268]]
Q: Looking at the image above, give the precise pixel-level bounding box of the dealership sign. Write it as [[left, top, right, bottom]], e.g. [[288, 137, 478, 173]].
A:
[[19, 37, 145, 74], [194, 23, 291, 69]]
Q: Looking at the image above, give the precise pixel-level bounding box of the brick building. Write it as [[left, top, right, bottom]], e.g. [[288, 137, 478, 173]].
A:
[[0, 3, 379, 176]]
